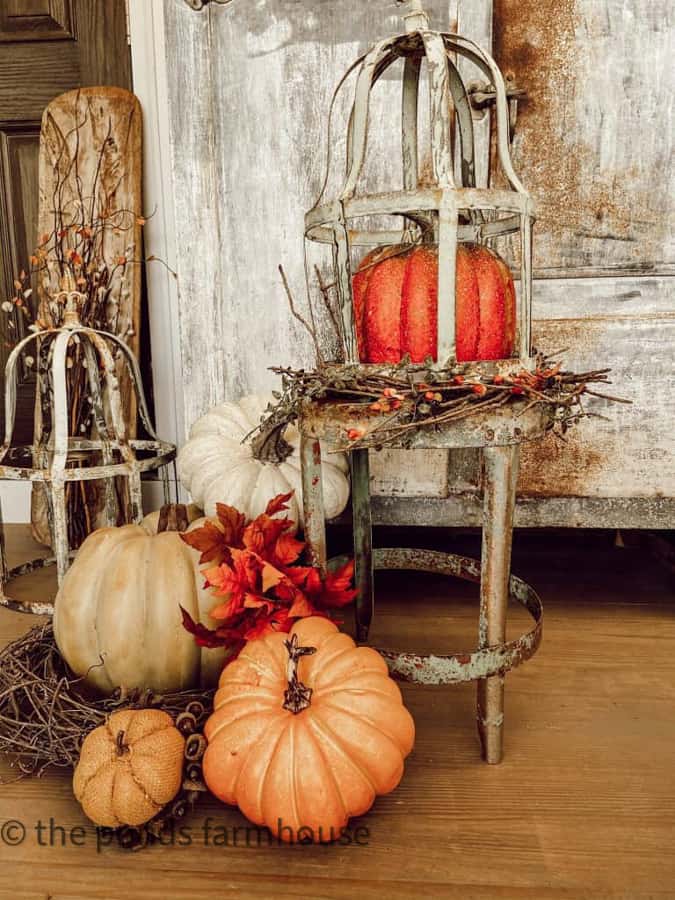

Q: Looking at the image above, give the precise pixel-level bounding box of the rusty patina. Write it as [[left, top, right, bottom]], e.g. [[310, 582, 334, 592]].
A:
[[299, 397, 552, 451], [368, 548, 542, 685]]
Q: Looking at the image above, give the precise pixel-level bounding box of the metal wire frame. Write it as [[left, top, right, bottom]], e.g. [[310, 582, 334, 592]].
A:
[[304, 9, 535, 368], [0, 289, 176, 608]]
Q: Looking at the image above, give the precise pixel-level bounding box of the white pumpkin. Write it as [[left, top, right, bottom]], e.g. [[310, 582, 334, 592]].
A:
[[177, 394, 350, 527], [54, 505, 226, 696]]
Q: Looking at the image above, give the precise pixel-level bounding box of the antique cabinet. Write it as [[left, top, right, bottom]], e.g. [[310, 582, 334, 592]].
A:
[[133, 0, 674, 527]]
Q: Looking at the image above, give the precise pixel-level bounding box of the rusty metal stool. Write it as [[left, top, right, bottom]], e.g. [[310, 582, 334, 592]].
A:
[[299, 402, 547, 764], [293, 0, 550, 762]]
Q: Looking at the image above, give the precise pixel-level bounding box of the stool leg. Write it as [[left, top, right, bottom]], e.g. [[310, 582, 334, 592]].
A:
[[351, 448, 373, 643], [300, 433, 327, 571], [477, 444, 520, 764]]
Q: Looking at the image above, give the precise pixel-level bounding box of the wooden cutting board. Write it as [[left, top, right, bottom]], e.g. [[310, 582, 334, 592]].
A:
[[32, 86, 143, 546]]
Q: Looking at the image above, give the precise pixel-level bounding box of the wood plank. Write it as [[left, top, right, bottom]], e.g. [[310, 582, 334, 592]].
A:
[[0, 0, 74, 42], [1, 527, 674, 896], [30, 85, 143, 543], [36, 86, 142, 354], [74, 0, 132, 88], [0, 42, 79, 120]]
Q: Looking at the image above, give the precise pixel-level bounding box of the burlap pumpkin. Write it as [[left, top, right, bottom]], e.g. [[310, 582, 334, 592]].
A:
[[73, 709, 185, 827]]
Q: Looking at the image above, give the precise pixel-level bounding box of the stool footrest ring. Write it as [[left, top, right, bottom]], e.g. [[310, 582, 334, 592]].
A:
[[0, 556, 68, 616], [347, 547, 542, 685]]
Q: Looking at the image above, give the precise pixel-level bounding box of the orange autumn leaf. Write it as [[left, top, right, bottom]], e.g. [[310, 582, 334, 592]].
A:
[[243, 593, 274, 613], [180, 490, 357, 666], [265, 491, 294, 517], [180, 519, 227, 564], [215, 502, 246, 545], [288, 592, 316, 618], [242, 514, 292, 557], [261, 562, 285, 593], [243, 607, 293, 641], [273, 532, 305, 566]]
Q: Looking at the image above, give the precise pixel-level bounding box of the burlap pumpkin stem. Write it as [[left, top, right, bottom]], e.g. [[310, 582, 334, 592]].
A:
[[0, 623, 214, 850]]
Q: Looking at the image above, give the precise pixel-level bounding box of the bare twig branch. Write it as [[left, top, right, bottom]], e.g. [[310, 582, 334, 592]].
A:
[[278, 264, 323, 364], [254, 353, 629, 452]]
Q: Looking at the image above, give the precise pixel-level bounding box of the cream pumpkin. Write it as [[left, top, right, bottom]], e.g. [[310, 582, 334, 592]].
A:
[[54, 506, 226, 695], [203, 617, 415, 843], [177, 394, 350, 528]]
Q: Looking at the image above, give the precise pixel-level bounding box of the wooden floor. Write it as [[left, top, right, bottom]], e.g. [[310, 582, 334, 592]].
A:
[[1, 526, 674, 899]]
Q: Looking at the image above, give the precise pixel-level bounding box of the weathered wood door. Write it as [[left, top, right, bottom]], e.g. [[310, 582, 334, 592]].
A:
[[0, 0, 132, 444], [160, 0, 674, 527]]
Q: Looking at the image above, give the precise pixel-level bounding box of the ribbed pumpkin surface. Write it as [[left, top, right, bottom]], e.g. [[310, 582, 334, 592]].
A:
[[203, 617, 415, 843], [353, 242, 516, 363], [73, 709, 185, 827], [54, 516, 226, 695]]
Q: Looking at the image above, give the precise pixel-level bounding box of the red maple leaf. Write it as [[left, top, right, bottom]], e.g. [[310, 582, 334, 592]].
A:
[[311, 560, 358, 609], [265, 491, 294, 517], [242, 514, 293, 558], [243, 606, 294, 641], [272, 532, 305, 566], [283, 565, 322, 593], [215, 503, 246, 546], [243, 593, 275, 613], [180, 520, 230, 565], [207, 549, 263, 618], [180, 490, 357, 667], [181, 606, 233, 649], [288, 591, 317, 619]]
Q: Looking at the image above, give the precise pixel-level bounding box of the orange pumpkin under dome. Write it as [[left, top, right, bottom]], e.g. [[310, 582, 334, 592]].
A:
[[353, 242, 516, 364]]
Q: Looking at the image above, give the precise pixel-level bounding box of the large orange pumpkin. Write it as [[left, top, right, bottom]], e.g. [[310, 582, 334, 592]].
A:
[[203, 617, 415, 843], [352, 242, 516, 363]]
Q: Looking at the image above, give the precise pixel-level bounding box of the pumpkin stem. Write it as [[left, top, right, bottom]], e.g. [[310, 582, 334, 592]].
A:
[[282, 634, 317, 714], [157, 504, 190, 534], [115, 730, 130, 756], [250, 418, 294, 465]]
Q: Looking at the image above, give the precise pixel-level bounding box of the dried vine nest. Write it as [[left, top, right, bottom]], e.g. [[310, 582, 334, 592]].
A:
[[254, 353, 629, 452], [0, 623, 215, 850]]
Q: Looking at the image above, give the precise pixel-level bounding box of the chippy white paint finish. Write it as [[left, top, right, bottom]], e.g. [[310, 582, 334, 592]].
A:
[[164, 0, 461, 417], [164, 0, 475, 498], [154, 0, 675, 525]]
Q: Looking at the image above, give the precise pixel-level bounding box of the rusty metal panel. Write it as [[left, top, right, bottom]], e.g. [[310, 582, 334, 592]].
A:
[[521, 313, 675, 499], [493, 0, 674, 276], [522, 275, 675, 504]]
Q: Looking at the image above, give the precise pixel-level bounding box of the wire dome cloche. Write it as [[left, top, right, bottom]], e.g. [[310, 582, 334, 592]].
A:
[[304, 0, 534, 370], [0, 274, 176, 610]]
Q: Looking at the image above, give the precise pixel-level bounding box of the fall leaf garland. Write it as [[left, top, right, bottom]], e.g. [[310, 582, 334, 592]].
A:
[[179, 492, 356, 663]]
